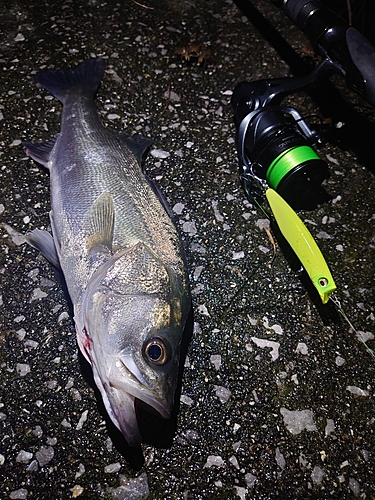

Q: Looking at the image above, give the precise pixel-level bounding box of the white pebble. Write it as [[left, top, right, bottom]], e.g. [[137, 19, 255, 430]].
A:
[[76, 410, 88, 430], [104, 462, 121, 473], [204, 455, 225, 468], [295, 342, 308, 355], [325, 418, 335, 437], [30, 287, 48, 301], [36, 446, 54, 466], [346, 386, 369, 397], [16, 450, 33, 463], [9, 488, 28, 499], [244, 472, 257, 488], [75, 463, 85, 479], [180, 394, 193, 407], [151, 148, 170, 158], [181, 220, 197, 235], [14, 33, 25, 42], [172, 202, 184, 214], [229, 455, 240, 469], [335, 355, 345, 366], [251, 337, 280, 361], [280, 408, 317, 435], [210, 354, 222, 370], [213, 385, 231, 403], [255, 218, 270, 230], [235, 486, 247, 500], [16, 363, 31, 377], [311, 465, 325, 485]]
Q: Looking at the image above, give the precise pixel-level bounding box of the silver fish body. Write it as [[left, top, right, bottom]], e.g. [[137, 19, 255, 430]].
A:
[[25, 59, 190, 445]]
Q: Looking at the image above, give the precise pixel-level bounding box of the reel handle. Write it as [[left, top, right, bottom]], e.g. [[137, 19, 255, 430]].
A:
[[278, 0, 375, 107]]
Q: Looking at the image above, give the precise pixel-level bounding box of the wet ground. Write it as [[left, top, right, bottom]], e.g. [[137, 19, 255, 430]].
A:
[[1, 0, 375, 498]]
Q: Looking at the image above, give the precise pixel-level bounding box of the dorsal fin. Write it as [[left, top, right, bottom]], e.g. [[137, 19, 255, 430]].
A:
[[84, 192, 114, 253], [24, 137, 57, 168], [119, 133, 153, 164]]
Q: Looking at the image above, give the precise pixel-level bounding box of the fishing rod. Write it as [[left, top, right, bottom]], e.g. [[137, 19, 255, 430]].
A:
[[231, 0, 375, 309]]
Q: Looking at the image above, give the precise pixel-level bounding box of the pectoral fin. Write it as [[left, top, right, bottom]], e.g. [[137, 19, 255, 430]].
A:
[[25, 228, 60, 268], [84, 192, 115, 253]]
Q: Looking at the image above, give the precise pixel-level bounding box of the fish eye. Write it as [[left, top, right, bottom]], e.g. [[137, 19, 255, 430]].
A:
[[143, 337, 170, 365]]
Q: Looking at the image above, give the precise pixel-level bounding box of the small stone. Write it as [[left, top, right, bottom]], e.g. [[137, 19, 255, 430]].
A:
[[235, 486, 247, 500], [229, 455, 239, 469], [172, 202, 184, 214], [325, 418, 335, 437], [9, 489, 28, 499], [204, 455, 225, 468], [30, 287, 48, 301], [213, 385, 231, 403], [70, 485, 84, 498], [107, 113, 120, 120], [113, 472, 149, 500], [181, 221, 197, 235], [76, 410, 88, 430], [75, 463, 85, 479], [36, 445, 54, 466], [280, 408, 317, 435], [16, 450, 33, 463], [296, 342, 308, 355], [335, 356, 345, 366], [251, 337, 280, 361], [348, 477, 360, 496], [210, 354, 222, 370], [180, 394, 193, 406], [16, 363, 31, 377], [32, 425, 43, 438], [346, 386, 370, 397], [244, 472, 257, 488], [275, 447, 286, 470], [311, 465, 325, 485], [151, 149, 170, 159], [104, 462, 121, 474], [14, 33, 25, 42], [26, 460, 38, 472]]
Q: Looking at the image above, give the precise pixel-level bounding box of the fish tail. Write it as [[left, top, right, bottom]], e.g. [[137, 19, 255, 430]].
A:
[[34, 58, 106, 103]]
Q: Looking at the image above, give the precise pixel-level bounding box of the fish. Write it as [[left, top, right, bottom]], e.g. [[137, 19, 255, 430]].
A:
[[24, 58, 191, 446]]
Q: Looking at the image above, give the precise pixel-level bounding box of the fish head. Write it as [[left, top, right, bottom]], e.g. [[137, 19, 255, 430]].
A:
[[77, 242, 189, 445]]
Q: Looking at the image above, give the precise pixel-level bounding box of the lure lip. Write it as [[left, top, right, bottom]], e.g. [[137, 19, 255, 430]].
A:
[[312, 274, 337, 304]]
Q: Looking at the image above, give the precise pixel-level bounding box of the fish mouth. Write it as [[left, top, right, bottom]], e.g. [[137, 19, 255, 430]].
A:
[[95, 354, 171, 446], [113, 355, 171, 419]]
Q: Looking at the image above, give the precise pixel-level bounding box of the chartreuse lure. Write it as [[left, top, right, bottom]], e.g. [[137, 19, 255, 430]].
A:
[[266, 188, 336, 304]]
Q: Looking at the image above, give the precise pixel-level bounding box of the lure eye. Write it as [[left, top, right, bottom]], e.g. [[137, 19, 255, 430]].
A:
[[319, 277, 329, 287], [143, 337, 170, 365]]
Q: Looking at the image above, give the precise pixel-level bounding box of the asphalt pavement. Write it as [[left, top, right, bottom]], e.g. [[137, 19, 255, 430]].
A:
[[1, 0, 374, 498]]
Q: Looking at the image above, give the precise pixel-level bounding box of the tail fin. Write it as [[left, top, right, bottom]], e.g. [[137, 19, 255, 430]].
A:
[[34, 58, 106, 103]]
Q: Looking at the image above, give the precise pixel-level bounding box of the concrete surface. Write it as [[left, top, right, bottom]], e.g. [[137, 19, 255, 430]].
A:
[[1, 0, 374, 498]]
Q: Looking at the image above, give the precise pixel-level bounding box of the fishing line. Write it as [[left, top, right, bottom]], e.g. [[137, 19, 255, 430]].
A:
[[330, 294, 375, 360]]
